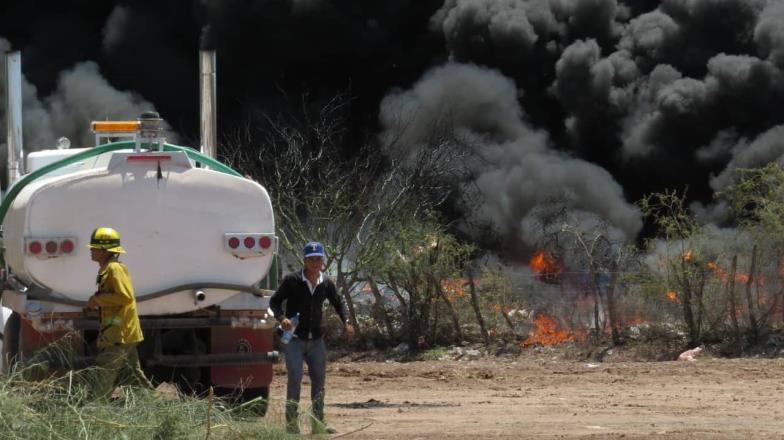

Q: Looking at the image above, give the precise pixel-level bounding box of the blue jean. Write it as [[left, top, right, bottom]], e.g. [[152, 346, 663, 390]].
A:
[[284, 337, 327, 425]]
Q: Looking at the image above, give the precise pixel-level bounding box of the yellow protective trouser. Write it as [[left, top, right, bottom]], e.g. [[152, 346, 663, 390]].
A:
[[93, 342, 153, 399]]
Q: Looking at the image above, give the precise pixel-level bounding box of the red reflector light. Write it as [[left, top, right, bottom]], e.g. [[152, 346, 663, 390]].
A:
[[29, 241, 42, 255], [228, 237, 240, 249], [243, 237, 255, 249], [45, 241, 58, 254], [259, 236, 272, 249], [60, 239, 74, 253], [127, 155, 172, 161]]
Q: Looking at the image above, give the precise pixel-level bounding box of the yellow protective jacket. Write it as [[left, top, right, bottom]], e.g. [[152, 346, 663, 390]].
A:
[[93, 259, 144, 348]]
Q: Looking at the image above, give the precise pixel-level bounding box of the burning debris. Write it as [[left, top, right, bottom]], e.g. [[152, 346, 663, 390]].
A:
[[441, 278, 468, 301], [529, 250, 562, 283], [521, 314, 580, 347], [706, 261, 751, 284]]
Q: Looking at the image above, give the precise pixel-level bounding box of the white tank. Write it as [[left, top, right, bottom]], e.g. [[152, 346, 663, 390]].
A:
[[3, 150, 275, 315]]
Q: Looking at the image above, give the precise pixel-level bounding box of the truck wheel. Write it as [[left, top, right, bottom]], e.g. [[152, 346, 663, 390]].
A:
[[2, 312, 20, 374]]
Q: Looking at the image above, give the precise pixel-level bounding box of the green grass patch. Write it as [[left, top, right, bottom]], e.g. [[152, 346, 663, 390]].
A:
[[419, 346, 449, 361], [0, 363, 294, 440]]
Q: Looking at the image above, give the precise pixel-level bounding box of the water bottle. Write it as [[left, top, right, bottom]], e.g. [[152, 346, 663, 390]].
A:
[[281, 313, 300, 344]]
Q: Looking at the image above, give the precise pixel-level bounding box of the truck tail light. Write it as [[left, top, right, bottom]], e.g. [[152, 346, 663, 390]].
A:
[[60, 239, 75, 254], [28, 241, 42, 255], [224, 233, 277, 258], [25, 237, 77, 258], [259, 236, 272, 249]]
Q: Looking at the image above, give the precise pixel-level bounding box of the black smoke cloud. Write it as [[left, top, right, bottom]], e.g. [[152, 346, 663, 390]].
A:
[[0, 39, 169, 150], [1, 0, 784, 254], [620, 0, 764, 75], [379, 62, 642, 251]]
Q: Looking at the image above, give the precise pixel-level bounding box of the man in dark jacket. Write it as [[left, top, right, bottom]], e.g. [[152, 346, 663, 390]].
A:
[[269, 241, 354, 434]]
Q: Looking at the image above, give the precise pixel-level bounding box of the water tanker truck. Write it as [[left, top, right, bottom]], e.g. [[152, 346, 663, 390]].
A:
[[0, 51, 279, 408]]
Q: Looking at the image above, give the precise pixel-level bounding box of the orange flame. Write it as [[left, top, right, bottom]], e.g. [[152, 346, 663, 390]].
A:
[[682, 250, 694, 262], [666, 290, 678, 301], [706, 262, 726, 281], [521, 314, 576, 347], [441, 278, 467, 301], [529, 250, 562, 281], [706, 261, 751, 284]]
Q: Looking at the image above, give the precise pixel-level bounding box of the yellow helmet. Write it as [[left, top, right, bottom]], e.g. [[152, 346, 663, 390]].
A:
[[88, 227, 126, 253]]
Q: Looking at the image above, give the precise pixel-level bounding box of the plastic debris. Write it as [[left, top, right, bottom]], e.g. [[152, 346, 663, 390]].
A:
[[678, 346, 703, 361]]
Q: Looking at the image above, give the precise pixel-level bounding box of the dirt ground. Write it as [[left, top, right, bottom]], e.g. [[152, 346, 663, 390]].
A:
[[266, 348, 784, 439]]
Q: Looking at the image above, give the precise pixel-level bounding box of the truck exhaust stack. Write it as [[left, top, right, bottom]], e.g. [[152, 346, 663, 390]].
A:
[[4, 51, 23, 187], [200, 50, 217, 159]]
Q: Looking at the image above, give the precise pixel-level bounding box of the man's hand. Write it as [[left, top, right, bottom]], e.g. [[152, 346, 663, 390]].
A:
[[280, 318, 293, 331], [87, 295, 99, 308], [344, 323, 355, 340]]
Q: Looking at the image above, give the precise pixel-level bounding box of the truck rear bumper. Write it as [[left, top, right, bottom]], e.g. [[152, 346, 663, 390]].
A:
[[146, 351, 279, 367], [52, 350, 279, 368], [70, 316, 275, 331]]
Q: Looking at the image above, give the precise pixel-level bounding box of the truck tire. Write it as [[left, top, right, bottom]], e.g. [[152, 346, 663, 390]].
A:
[[1, 312, 20, 374]]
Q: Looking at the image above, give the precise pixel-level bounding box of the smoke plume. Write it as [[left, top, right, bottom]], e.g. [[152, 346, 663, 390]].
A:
[[1, 40, 172, 151], [3, 0, 784, 255], [380, 63, 642, 251]]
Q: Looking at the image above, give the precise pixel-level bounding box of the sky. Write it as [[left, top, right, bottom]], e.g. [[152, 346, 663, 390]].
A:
[[2, 0, 784, 255]]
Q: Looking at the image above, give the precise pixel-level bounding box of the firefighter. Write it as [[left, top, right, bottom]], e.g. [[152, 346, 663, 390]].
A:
[[86, 227, 153, 399], [270, 241, 355, 434]]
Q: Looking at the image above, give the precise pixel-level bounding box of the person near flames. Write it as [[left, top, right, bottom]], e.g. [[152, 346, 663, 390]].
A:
[[86, 227, 153, 399], [269, 241, 355, 434]]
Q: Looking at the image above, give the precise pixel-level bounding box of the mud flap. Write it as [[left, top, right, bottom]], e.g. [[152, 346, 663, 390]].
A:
[[19, 318, 76, 361], [210, 326, 273, 388], [16, 318, 83, 379], [1, 312, 20, 373]]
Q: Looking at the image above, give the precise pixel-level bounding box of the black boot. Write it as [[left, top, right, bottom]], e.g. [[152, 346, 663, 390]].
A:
[[286, 400, 300, 434]]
